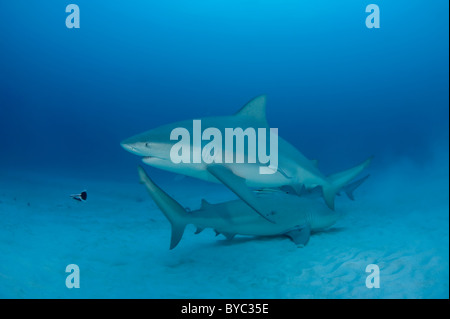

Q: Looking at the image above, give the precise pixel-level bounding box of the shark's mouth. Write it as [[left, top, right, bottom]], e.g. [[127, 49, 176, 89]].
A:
[[142, 155, 166, 161]]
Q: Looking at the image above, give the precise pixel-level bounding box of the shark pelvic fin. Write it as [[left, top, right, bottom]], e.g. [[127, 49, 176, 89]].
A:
[[292, 183, 306, 196], [322, 186, 337, 210], [284, 225, 311, 247], [200, 199, 212, 209], [234, 95, 268, 126]]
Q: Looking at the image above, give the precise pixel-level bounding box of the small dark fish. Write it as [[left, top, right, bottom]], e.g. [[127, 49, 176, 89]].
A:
[[70, 190, 87, 202]]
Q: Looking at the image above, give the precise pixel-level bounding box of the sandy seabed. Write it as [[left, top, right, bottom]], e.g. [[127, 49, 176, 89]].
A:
[[0, 157, 448, 299]]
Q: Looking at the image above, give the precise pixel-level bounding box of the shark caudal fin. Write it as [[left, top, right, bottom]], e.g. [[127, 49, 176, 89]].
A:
[[342, 174, 370, 200], [322, 157, 373, 210], [138, 166, 188, 249]]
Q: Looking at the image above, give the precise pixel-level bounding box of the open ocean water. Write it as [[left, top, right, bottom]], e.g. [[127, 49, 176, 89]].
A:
[[0, 1, 448, 299]]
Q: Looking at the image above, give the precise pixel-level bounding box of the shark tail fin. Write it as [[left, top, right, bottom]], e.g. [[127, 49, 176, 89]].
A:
[[322, 157, 373, 210], [138, 166, 187, 249], [343, 174, 370, 200]]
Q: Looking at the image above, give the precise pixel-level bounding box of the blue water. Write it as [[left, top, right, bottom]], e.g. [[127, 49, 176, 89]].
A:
[[0, 1, 448, 298]]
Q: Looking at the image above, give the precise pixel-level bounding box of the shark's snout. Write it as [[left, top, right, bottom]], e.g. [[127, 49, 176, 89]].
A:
[[120, 133, 159, 157], [121, 142, 133, 152], [120, 139, 143, 155]]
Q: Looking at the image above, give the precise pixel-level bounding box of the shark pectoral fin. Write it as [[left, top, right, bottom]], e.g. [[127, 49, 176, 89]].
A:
[[170, 224, 186, 250], [284, 225, 311, 247], [206, 165, 276, 223]]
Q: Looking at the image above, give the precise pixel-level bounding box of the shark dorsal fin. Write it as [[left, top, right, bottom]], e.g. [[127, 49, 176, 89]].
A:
[[201, 199, 211, 209], [194, 227, 204, 234], [234, 95, 268, 126]]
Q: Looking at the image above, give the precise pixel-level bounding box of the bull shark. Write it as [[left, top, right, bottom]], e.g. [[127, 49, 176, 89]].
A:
[[138, 166, 344, 249], [122, 96, 372, 221]]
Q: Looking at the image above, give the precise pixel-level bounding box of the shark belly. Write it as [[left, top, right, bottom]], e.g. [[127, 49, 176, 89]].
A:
[[191, 196, 313, 237], [143, 157, 291, 187]]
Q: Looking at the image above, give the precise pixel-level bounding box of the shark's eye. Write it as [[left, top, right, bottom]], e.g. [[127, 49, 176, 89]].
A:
[[145, 143, 151, 148]]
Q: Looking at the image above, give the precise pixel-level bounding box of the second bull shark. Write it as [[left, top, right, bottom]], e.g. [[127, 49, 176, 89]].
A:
[[137, 166, 369, 249], [122, 96, 372, 221]]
